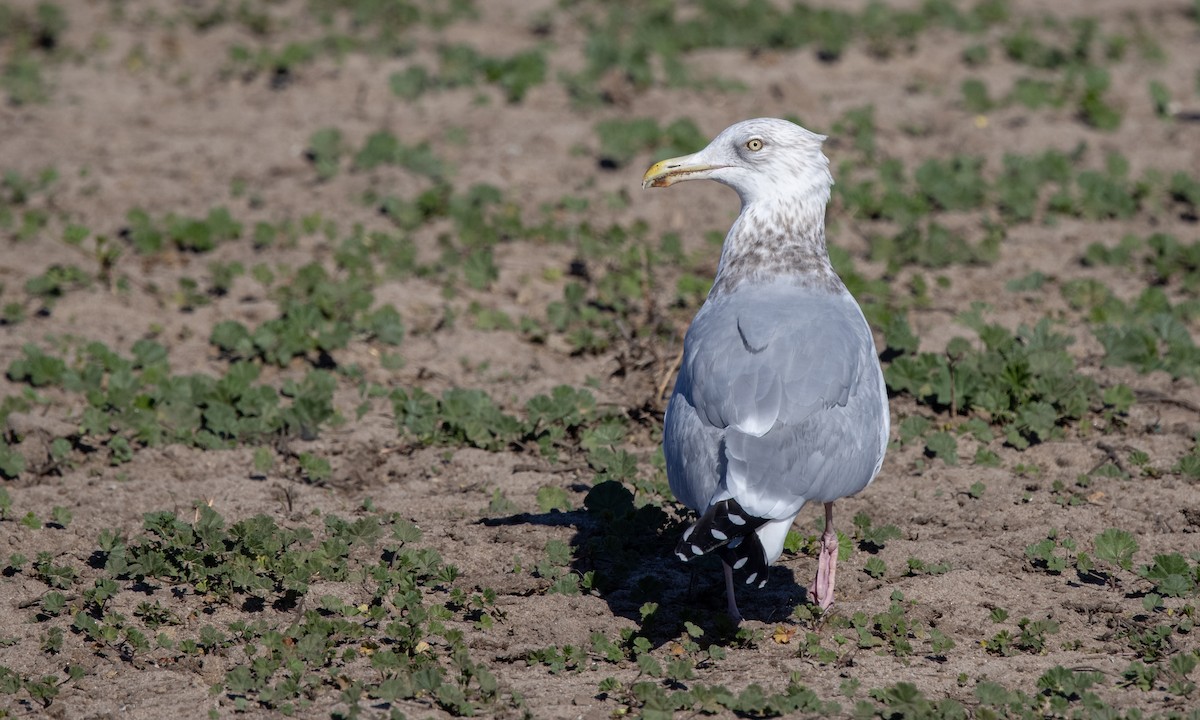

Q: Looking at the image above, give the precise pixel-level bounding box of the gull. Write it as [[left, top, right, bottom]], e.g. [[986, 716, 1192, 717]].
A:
[[643, 118, 889, 622]]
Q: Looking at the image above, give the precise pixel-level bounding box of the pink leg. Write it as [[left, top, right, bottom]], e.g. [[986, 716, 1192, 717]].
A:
[[813, 502, 838, 610], [722, 561, 743, 624]]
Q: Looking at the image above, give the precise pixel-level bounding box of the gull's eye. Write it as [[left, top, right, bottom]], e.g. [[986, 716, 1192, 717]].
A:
[[745, 138, 764, 151]]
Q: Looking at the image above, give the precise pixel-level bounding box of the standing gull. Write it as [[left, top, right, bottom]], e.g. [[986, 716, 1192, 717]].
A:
[[643, 118, 889, 622]]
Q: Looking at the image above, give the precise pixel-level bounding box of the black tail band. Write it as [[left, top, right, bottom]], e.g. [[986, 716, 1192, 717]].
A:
[[674, 498, 770, 589]]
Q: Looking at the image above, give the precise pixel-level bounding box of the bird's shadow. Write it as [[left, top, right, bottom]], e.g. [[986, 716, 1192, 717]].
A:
[[481, 480, 811, 647]]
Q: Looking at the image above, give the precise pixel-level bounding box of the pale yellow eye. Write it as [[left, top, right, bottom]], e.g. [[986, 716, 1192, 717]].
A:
[[746, 138, 764, 151]]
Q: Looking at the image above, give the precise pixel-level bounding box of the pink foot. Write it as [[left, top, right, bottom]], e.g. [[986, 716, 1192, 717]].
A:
[[813, 503, 838, 610]]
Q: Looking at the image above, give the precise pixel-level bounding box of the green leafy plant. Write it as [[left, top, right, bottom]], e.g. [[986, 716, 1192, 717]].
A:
[[0, 3, 68, 105], [852, 512, 901, 552], [1025, 530, 1090, 575], [306, 127, 343, 181], [1149, 80, 1173, 119], [389, 45, 546, 103], [535, 486, 571, 513], [24, 264, 90, 311], [960, 78, 992, 113], [594, 117, 706, 168], [211, 264, 404, 366], [885, 310, 1109, 448], [0, 443, 25, 479], [7, 340, 339, 457], [1079, 66, 1122, 130], [123, 206, 242, 254], [1140, 553, 1197, 598], [1094, 528, 1139, 572], [352, 130, 449, 180]]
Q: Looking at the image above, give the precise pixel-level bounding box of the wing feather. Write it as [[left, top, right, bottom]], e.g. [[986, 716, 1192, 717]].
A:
[[663, 282, 887, 522]]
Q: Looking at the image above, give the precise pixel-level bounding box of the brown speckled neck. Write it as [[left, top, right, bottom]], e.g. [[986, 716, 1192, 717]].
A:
[[709, 196, 842, 297]]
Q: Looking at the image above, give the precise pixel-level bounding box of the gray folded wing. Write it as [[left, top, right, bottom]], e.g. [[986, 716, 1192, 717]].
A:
[[664, 283, 886, 520]]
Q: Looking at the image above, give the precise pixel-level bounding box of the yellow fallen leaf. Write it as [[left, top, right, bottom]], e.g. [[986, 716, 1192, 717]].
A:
[[772, 626, 795, 644]]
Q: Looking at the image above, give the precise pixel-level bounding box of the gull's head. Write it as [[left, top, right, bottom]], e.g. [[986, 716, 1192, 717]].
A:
[[642, 118, 832, 206]]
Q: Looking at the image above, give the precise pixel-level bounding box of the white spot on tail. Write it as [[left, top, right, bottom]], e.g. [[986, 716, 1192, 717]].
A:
[[683, 526, 694, 541], [676, 552, 688, 562], [691, 544, 703, 556], [728, 513, 746, 526], [728, 536, 743, 549], [710, 529, 727, 541], [733, 557, 747, 570], [745, 572, 757, 585]]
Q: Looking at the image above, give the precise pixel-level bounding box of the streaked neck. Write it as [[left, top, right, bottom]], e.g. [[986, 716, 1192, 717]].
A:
[[709, 194, 840, 297]]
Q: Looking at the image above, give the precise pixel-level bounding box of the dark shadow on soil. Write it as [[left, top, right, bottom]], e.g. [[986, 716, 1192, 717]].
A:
[[482, 481, 810, 645]]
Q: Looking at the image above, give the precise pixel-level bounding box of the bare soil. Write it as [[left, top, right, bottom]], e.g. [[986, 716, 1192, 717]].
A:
[[1, 0, 1199, 718]]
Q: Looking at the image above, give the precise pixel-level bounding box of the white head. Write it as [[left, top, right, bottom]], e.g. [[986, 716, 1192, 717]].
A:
[[642, 118, 833, 208]]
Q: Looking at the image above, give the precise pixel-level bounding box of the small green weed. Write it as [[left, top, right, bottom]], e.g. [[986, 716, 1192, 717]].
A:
[[5, 340, 339, 471], [984, 616, 1061, 656], [211, 264, 404, 366], [886, 310, 1110, 448], [852, 512, 901, 552], [593, 117, 706, 168], [1025, 530, 1086, 574], [0, 3, 68, 105], [306, 127, 343, 181], [124, 206, 242, 254], [352, 130, 450, 180]]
